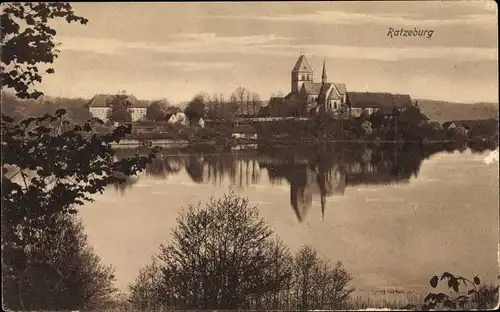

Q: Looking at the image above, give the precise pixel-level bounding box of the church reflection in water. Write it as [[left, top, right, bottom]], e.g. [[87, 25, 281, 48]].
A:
[[114, 142, 493, 222]]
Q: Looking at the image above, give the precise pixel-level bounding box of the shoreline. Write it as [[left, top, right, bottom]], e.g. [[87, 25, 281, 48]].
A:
[[111, 137, 496, 148]]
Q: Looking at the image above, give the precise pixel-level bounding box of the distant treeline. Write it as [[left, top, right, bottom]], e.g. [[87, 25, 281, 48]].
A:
[[252, 106, 499, 143], [1, 91, 92, 124]]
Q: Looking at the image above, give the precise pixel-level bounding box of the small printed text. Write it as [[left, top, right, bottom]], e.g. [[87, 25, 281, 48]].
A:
[[387, 27, 434, 39]]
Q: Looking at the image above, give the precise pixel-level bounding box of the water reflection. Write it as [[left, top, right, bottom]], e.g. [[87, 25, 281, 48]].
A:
[[113, 142, 498, 222]]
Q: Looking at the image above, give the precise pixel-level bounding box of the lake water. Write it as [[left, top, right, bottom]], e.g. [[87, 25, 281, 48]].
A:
[[79, 143, 499, 294]]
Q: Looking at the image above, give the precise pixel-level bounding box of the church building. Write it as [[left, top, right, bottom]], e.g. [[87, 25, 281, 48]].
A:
[[283, 54, 348, 117]]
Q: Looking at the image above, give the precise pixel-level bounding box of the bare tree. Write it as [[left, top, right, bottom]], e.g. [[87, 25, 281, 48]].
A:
[[128, 256, 164, 311], [290, 245, 354, 310], [231, 86, 251, 115], [250, 92, 261, 116], [156, 190, 291, 310]]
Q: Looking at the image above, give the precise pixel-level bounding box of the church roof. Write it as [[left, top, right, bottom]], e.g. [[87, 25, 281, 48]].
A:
[[292, 55, 313, 72], [303, 82, 323, 95], [333, 83, 347, 95], [392, 94, 413, 109], [346, 92, 413, 111], [319, 83, 332, 94], [347, 92, 393, 110], [328, 88, 342, 100]]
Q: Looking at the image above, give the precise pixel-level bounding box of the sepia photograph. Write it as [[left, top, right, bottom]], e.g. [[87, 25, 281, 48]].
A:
[[1, 1, 499, 311]]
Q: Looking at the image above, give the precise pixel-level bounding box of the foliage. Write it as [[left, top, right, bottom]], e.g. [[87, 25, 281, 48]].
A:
[[1, 110, 157, 310], [107, 93, 133, 123], [1, 2, 88, 99], [1, 91, 92, 124], [185, 92, 208, 122], [2, 213, 118, 310], [424, 272, 498, 310], [146, 100, 169, 121], [361, 120, 373, 137]]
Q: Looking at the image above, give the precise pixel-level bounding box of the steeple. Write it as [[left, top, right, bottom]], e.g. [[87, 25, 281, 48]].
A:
[[321, 60, 327, 83]]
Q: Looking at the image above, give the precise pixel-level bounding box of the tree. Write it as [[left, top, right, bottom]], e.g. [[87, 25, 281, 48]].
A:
[[128, 256, 164, 311], [205, 93, 238, 121], [1, 111, 156, 310], [291, 245, 354, 310], [250, 92, 262, 116], [156, 190, 291, 309], [369, 109, 386, 129], [185, 92, 207, 124], [1, 4, 158, 309], [2, 214, 117, 310], [107, 92, 133, 123], [1, 3, 88, 100], [146, 99, 169, 121]]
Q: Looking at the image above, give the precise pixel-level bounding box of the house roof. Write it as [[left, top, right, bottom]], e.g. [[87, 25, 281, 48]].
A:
[[165, 106, 183, 114], [292, 55, 313, 72], [442, 121, 455, 129], [442, 119, 497, 129], [347, 92, 412, 111], [86, 94, 147, 108], [233, 124, 257, 134]]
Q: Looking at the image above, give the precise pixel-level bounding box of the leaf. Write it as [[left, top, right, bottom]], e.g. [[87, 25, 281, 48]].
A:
[[436, 293, 447, 302], [473, 276, 480, 285], [424, 293, 435, 302], [447, 278, 454, 289], [55, 108, 66, 117], [441, 272, 453, 280], [468, 289, 476, 295], [430, 275, 439, 288]]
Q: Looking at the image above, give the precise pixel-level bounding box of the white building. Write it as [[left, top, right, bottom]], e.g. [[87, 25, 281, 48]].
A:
[[87, 93, 148, 122], [165, 107, 188, 125]]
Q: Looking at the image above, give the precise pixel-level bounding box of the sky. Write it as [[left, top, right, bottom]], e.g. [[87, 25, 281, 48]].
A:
[[37, 1, 498, 104]]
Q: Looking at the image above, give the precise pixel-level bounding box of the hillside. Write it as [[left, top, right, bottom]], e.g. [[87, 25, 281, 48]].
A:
[[416, 99, 499, 122]]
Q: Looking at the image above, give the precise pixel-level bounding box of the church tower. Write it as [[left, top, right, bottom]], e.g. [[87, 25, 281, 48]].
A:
[[291, 53, 313, 93]]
